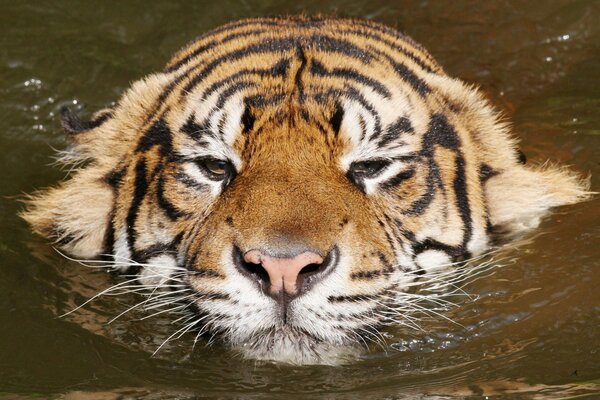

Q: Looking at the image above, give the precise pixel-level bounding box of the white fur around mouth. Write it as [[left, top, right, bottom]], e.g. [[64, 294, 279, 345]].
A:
[[232, 325, 361, 365]]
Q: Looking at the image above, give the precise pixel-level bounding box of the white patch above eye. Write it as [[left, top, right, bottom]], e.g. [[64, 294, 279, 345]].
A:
[[414, 249, 452, 273], [216, 94, 245, 147], [361, 160, 412, 195], [338, 94, 420, 175], [174, 90, 243, 171]]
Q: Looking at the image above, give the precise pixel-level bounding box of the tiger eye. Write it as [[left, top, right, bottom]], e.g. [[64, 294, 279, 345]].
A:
[[349, 160, 390, 178], [197, 158, 234, 181], [205, 160, 228, 175]]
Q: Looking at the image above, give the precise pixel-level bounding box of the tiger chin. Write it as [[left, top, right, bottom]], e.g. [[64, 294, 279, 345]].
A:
[[21, 16, 591, 365]]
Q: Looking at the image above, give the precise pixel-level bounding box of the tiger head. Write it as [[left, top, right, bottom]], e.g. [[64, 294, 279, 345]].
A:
[[22, 16, 590, 364]]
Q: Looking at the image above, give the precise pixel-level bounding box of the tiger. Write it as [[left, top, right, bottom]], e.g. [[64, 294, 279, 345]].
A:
[[21, 15, 591, 365]]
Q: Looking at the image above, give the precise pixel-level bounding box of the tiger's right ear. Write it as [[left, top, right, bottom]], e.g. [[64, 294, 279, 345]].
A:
[[60, 106, 114, 141], [20, 168, 114, 259], [20, 108, 117, 259]]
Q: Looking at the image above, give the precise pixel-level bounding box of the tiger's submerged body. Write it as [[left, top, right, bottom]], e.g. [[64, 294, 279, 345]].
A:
[[23, 16, 590, 364]]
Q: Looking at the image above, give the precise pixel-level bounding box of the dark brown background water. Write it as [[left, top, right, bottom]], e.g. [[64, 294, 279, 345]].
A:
[[1, 1, 599, 398]]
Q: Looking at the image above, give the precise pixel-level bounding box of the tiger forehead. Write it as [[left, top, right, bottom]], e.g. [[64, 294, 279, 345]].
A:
[[162, 17, 440, 164], [165, 16, 443, 105], [167, 16, 441, 74]]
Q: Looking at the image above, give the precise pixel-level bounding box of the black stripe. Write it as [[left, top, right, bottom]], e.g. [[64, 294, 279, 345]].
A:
[[104, 166, 127, 188], [294, 45, 308, 102], [517, 149, 527, 164], [402, 114, 459, 215], [378, 217, 401, 258], [381, 167, 416, 190], [402, 159, 438, 216], [241, 100, 255, 133], [201, 58, 290, 100], [180, 114, 212, 140], [183, 35, 375, 95], [166, 28, 270, 73], [136, 118, 173, 157], [126, 159, 148, 252], [156, 174, 189, 220], [329, 102, 344, 134], [174, 171, 210, 192], [350, 270, 383, 280], [479, 163, 499, 182], [328, 294, 376, 303], [310, 59, 392, 99], [193, 268, 226, 279], [167, 19, 286, 72], [380, 116, 413, 146], [245, 93, 287, 108], [423, 113, 460, 150], [423, 114, 471, 248], [214, 81, 255, 109], [312, 87, 382, 138], [102, 211, 115, 260], [132, 242, 176, 263], [453, 154, 473, 249], [412, 238, 467, 259], [341, 26, 437, 73], [377, 251, 394, 273], [381, 52, 431, 95]]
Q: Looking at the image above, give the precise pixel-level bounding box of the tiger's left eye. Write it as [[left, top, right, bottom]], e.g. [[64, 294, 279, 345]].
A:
[[348, 159, 390, 178], [346, 159, 391, 189]]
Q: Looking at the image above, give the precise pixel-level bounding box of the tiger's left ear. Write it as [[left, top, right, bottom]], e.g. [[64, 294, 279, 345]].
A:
[[426, 75, 593, 237], [484, 163, 592, 235]]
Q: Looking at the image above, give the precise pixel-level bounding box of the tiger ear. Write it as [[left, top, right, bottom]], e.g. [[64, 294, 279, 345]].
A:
[[20, 108, 116, 259], [485, 163, 591, 237], [59, 106, 115, 145], [20, 167, 114, 259]]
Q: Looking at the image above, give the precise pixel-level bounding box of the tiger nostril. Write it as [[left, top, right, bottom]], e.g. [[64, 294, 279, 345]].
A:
[[233, 247, 270, 285], [299, 263, 322, 275]]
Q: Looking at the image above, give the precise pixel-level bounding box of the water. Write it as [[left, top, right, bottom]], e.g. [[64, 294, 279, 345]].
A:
[[1, 1, 599, 398]]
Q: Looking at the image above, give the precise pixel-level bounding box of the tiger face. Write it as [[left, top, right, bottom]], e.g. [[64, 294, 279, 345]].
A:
[[22, 16, 590, 364]]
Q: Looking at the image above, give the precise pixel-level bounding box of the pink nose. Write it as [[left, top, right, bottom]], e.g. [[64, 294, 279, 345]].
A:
[[243, 250, 324, 295]]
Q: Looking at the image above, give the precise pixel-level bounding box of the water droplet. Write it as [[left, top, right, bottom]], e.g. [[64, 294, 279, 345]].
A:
[[23, 78, 42, 88]]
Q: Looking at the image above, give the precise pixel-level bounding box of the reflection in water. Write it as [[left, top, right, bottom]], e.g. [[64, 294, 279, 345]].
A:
[[0, 0, 599, 398]]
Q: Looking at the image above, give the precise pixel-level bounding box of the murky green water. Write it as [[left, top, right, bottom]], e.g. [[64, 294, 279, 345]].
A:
[[1, 1, 599, 398]]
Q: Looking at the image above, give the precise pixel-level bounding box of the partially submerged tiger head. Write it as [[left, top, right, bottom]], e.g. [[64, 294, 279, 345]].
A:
[[22, 16, 590, 364]]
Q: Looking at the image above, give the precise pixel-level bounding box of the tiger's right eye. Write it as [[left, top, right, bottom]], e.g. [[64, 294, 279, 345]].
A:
[[196, 158, 235, 182]]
